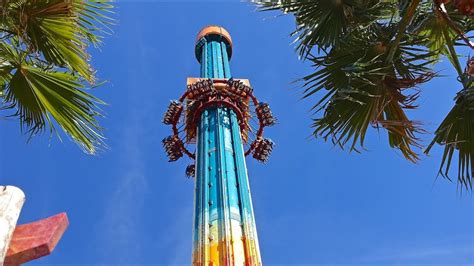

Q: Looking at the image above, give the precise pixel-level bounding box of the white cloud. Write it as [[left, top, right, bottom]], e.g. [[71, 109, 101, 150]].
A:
[[95, 118, 150, 263]]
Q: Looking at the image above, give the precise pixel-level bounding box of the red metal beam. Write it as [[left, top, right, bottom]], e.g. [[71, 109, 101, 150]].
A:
[[5, 213, 68, 266]]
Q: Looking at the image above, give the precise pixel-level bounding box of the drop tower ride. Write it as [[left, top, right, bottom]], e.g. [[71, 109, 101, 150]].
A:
[[163, 26, 275, 265]]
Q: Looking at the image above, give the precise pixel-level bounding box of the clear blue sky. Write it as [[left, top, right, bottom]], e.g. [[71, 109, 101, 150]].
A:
[[1, 1, 473, 265]]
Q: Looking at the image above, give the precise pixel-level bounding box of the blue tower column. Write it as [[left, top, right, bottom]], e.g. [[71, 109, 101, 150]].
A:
[[192, 26, 262, 265]]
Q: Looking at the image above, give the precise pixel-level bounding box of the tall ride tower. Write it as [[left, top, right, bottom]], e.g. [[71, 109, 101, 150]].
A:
[[163, 26, 275, 265]]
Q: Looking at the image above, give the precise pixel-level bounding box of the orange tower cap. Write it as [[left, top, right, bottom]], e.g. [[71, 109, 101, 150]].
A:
[[195, 25, 233, 62], [196, 25, 233, 48]]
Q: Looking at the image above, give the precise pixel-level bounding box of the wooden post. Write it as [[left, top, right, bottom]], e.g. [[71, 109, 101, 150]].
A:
[[5, 212, 69, 265], [0, 186, 25, 264]]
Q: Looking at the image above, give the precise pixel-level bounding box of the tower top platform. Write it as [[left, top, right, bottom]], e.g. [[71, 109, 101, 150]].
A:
[[195, 25, 233, 62], [196, 25, 232, 48]]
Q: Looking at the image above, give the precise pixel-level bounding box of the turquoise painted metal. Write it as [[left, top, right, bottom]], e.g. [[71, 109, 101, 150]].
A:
[[192, 28, 262, 265]]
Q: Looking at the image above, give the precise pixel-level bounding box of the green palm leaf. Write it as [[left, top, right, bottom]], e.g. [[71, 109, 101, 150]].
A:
[[3, 0, 113, 83], [253, 0, 395, 57], [254, 0, 474, 189], [302, 25, 435, 162], [3, 63, 105, 154], [0, 0, 113, 154], [426, 60, 474, 190], [415, 3, 472, 64]]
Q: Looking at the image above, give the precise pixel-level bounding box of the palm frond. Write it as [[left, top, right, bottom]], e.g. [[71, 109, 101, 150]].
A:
[[253, 0, 395, 57], [2, 0, 114, 83], [254, 0, 474, 189], [2, 62, 105, 154], [426, 59, 474, 190], [74, 0, 115, 47], [415, 3, 472, 63], [0, 0, 113, 154], [303, 26, 434, 162]]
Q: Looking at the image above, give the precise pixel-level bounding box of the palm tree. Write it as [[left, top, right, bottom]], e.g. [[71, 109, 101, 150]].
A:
[[0, 0, 113, 154], [252, 0, 474, 190]]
